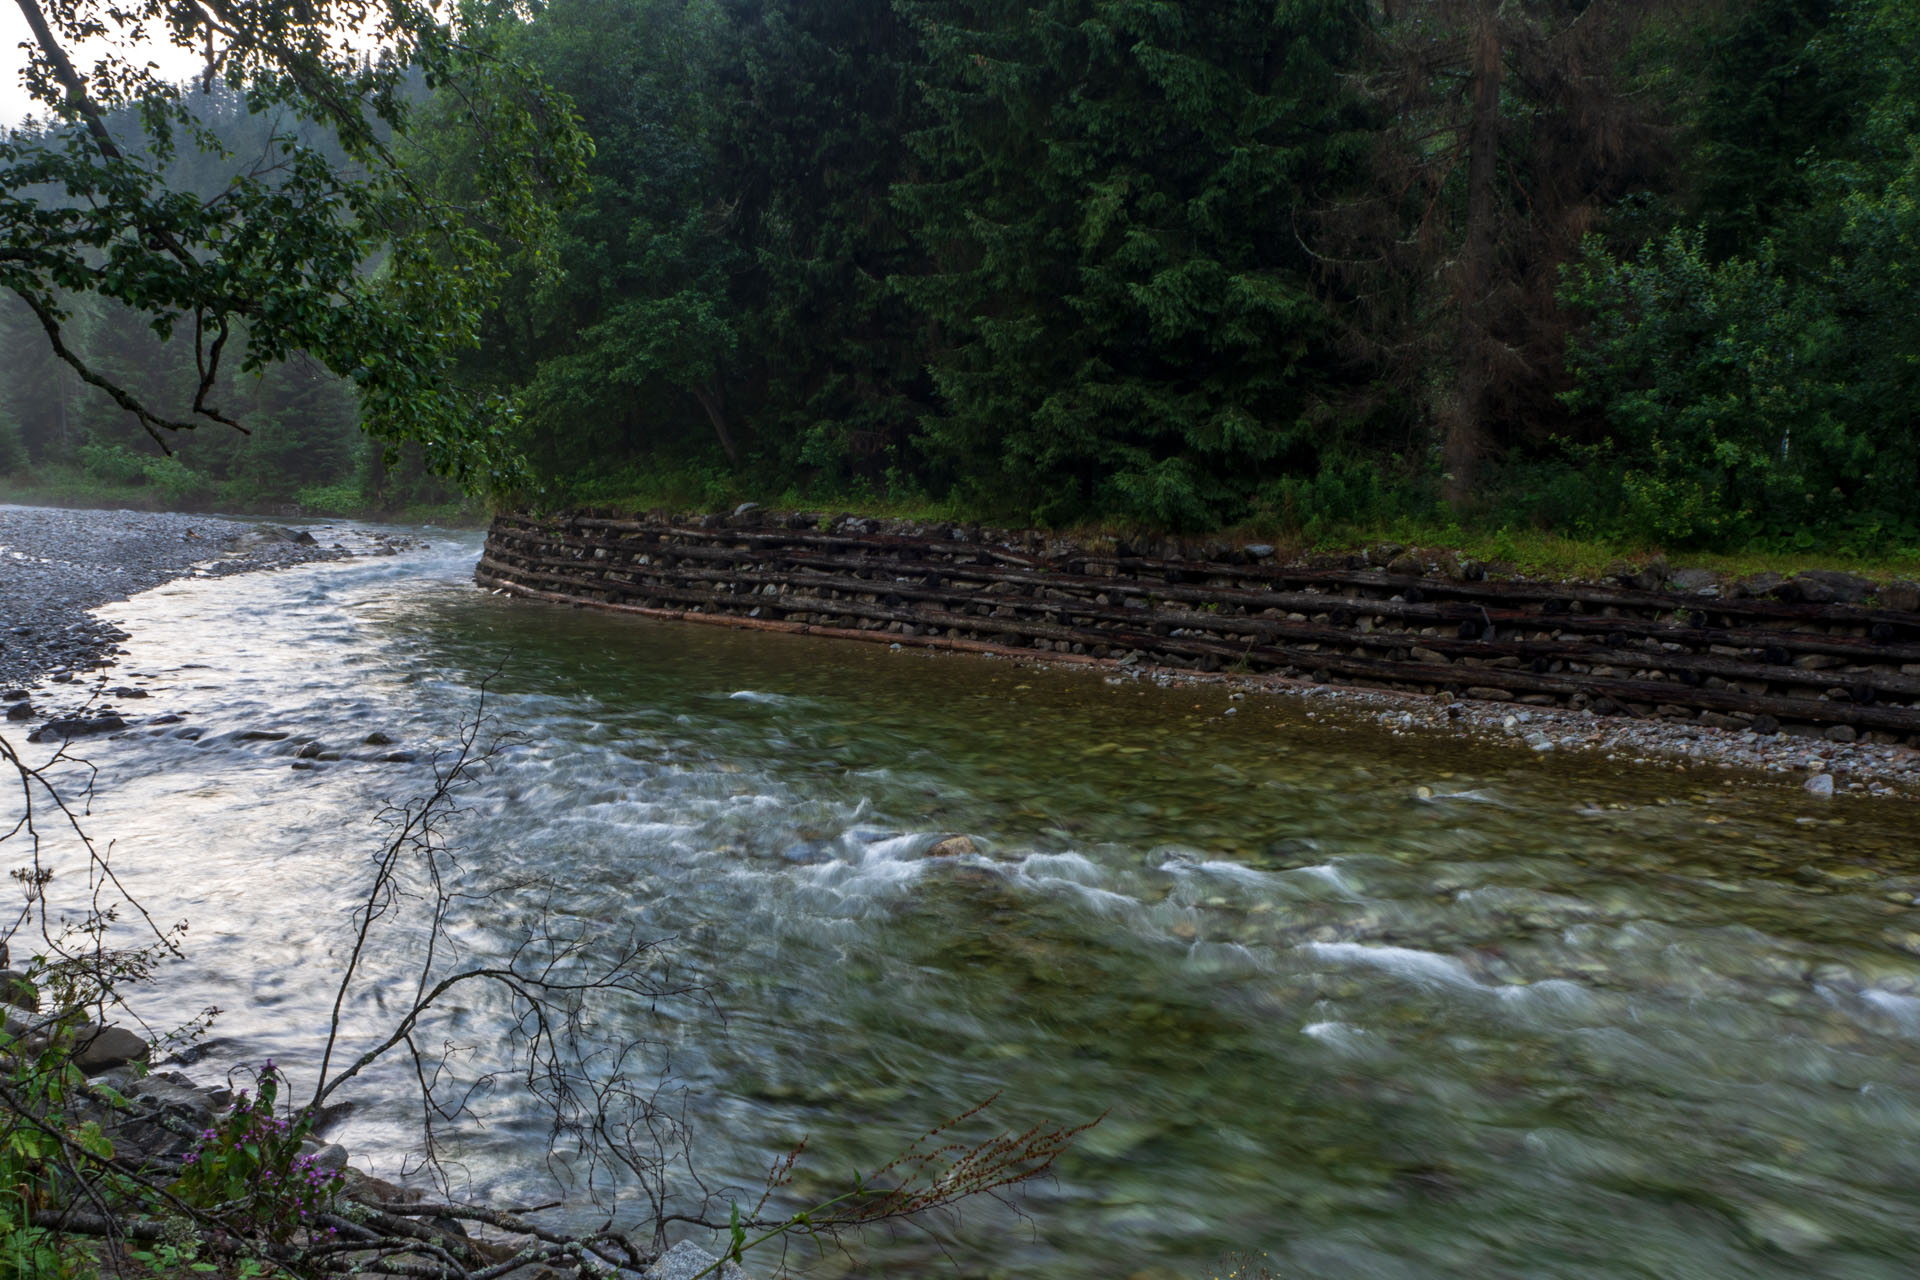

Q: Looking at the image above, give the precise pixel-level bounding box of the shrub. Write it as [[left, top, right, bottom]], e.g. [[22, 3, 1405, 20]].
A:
[[76, 442, 149, 487], [173, 1063, 343, 1244]]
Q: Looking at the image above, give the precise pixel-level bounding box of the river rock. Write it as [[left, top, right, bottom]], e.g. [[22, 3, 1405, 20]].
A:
[[121, 1072, 218, 1126], [0, 970, 35, 1011], [73, 1024, 149, 1073], [341, 1167, 423, 1207], [1876, 581, 1920, 612], [1668, 567, 1717, 592], [231, 523, 318, 549], [307, 1142, 350, 1172], [1367, 542, 1406, 565], [0, 689, 25, 701], [1, 1007, 35, 1045], [364, 731, 395, 745], [4, 700, 30, 721], [1618, 556, 1669, 592], [1804, 773, 1835, 798], [96, 1071, 224, 1166], [28, 714, 127, 742], [927, 835, 978, 857], [1734, 572, 1787, 599], [1794, 569, 1873, 603], [647, 1240, 749, 1280]]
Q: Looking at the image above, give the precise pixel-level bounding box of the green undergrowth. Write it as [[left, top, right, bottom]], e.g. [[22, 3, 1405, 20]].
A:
[[1288, 522, 1920, 584], [13, 460, 1919, 583], [0, 471, 488, 528], [524, 465, 1920, 585]]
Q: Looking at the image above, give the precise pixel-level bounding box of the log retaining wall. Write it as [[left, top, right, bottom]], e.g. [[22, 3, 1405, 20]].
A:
[[477, 510, 1920, 746]]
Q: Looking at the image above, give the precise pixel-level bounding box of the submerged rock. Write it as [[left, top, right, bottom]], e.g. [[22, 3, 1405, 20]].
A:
[[927, 834, 979, 857]]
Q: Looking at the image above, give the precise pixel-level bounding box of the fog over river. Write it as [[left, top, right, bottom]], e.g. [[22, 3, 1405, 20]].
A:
[[33, 529, 1920, 1278]]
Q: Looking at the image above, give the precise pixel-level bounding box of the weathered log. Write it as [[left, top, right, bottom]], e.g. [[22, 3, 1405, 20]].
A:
[[479, 515, 1920, 740]]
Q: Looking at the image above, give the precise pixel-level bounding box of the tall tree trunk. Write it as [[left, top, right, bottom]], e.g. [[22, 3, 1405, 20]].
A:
[[1446, 5, 1502, 511], [691, 381, 740, 465]]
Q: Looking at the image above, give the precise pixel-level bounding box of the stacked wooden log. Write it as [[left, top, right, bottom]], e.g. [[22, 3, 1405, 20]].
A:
[[477, 510, 1920, 746]]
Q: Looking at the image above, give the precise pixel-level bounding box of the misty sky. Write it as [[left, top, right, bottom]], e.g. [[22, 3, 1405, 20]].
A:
[[2, 8, 203, 128]]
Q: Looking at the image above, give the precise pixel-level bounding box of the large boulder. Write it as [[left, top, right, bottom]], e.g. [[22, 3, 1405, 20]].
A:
[[72, 1024, 149, 1074]]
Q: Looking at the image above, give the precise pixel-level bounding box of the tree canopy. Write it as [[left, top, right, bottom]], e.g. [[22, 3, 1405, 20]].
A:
[[0, 0, 587, 491], [5, 0, 1917, 550]]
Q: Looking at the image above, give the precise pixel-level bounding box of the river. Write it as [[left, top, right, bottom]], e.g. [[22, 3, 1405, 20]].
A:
[[31, 529, 1920, 1278]]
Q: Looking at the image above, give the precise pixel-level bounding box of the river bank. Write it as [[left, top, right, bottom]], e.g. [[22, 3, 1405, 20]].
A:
[[0, 503, 422, 701], [480, 509, 1920, 801], [1, 504, 752, 1280], [8, 502, 1917, 799]]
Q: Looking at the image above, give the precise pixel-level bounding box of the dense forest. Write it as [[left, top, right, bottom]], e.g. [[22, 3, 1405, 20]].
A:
[[3, 0, 1916, 549]]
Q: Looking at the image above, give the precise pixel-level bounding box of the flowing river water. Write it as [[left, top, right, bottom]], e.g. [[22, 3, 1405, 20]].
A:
[[33, 529, 1920, 1278]]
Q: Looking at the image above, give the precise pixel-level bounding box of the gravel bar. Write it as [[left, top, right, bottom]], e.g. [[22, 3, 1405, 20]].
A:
[[0, 504, 385, 691], [1075, 658, 1920, 801]]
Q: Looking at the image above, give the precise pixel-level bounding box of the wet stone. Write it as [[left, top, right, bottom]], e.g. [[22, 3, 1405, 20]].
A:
[[73, 1025, 149, 1074], [28, 715, 126, 742]]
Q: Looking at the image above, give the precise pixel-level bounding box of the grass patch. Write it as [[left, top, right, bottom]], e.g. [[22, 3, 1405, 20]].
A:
[[1291, 519, 1920, 583], [535, 467, 1920, 583], [0, 469, 489, 527]]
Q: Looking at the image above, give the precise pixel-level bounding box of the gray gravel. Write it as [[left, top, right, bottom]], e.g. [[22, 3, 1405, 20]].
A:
[[0, 504, 382, 691], [1019, 654, 1920, 801]]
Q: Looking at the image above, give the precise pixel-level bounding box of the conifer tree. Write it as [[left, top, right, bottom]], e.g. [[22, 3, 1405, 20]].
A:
[[895, 0, 1368, 528]]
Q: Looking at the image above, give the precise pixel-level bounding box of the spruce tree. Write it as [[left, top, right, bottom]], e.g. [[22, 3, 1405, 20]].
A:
[[894, 0, 1367, 528]]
